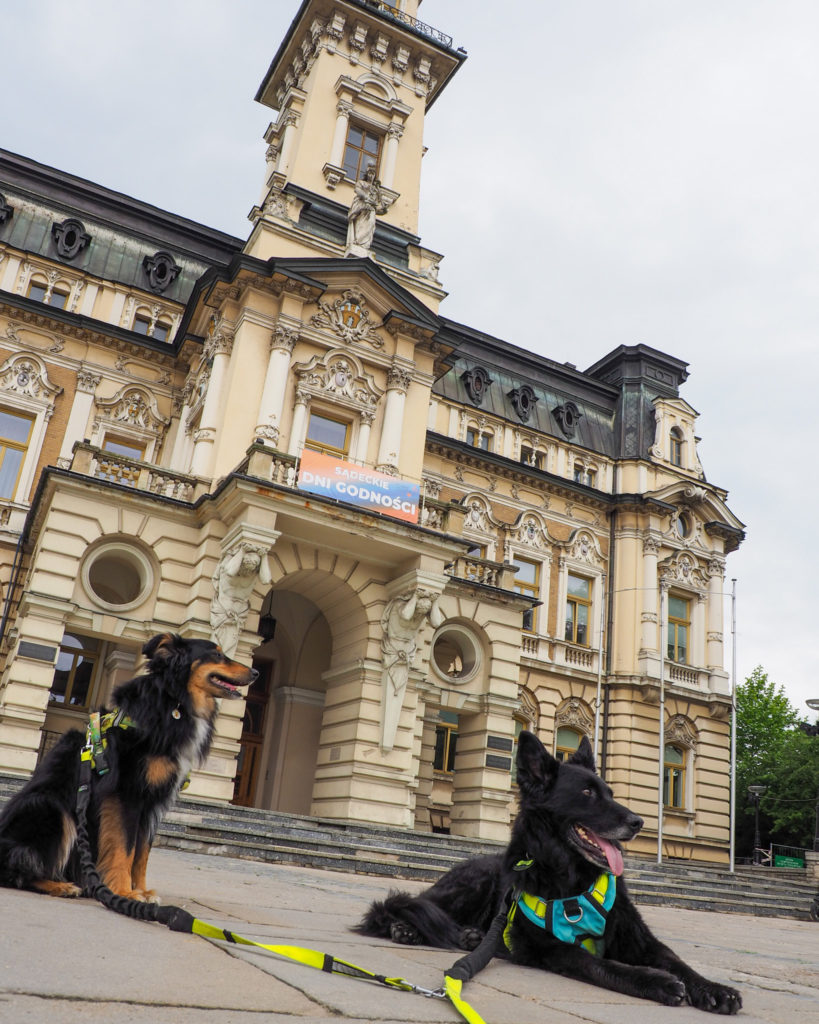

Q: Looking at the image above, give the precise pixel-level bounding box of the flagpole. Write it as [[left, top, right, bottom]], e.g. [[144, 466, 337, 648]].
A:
[[657, 584, 666, 866], [729, 579, 737, 873]]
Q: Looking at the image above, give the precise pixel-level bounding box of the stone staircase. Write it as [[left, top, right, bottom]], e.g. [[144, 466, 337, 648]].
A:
[[2, 774, 816, 920]]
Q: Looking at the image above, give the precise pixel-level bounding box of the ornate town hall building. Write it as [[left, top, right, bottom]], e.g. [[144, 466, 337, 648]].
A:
[[0, 1, 744, 861]]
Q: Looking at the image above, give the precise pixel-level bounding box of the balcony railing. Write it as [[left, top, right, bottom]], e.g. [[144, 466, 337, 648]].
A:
[[70, 443, 198, 502], [361, 1, 454, 48], [446, 554, 507, 588]]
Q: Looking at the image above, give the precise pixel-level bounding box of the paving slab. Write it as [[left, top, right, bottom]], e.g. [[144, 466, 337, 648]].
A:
[[0, 848, 817, 1023]]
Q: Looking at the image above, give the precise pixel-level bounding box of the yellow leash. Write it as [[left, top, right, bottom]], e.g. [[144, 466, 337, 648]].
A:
[[182, 913, 488, 1023]]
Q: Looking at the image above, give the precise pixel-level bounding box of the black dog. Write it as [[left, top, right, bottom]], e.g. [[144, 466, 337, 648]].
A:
[[0, 633, 255, 901], [356, 731, 741, 1014]]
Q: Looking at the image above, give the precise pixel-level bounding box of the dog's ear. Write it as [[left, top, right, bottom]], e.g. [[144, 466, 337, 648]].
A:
[[516, 730, 559, 793], [142, 633, 178, 661], [568, 735, 597, 773], [142, 633, 191, 688]]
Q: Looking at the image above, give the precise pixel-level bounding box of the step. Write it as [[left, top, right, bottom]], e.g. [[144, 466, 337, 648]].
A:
[[1, 772, 814, 919]]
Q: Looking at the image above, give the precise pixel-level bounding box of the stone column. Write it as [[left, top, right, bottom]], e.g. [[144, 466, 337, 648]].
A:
[[169, 377, 195, 470], [640, 536, 661, 674], [287, 386, 311, 457], [376, 365, 412, 473], [354, 408, 375, 463], [190, 324, 234, 478], [381, 123, 403, 190], [328, 101, 353, 167], [255, 321, 298, 446], [277, 111, 300, 177], [57, 367, 101, 468], [706, 557, 725, 670]]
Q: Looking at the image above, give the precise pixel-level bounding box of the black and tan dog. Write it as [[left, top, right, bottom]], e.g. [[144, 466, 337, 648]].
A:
[[356, 731, 742, 1014], [0, 633, 255, 902]]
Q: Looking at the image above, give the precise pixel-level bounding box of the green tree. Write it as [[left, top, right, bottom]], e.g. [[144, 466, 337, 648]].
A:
[[734, 667, 819, 855]]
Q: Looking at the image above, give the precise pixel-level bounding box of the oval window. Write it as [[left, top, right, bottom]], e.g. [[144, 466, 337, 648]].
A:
[[431, 625, 481, 684], [83, 543, 153, 611]]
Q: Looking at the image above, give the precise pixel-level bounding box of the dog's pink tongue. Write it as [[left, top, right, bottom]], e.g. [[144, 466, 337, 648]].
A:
[[594, 834, 624, 876]]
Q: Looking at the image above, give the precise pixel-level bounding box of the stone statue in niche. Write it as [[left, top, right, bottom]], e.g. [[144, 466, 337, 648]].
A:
[[210, 542, 273, 658], [380, 588, 444, 752], [345, 165, 392, 257]]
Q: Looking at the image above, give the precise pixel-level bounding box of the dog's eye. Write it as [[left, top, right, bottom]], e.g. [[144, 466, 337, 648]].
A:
[[582, 788, 594, 798]]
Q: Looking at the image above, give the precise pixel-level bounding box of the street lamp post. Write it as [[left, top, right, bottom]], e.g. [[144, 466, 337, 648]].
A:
[[748, 785, 766, 866], [806, 698, 819, 853]]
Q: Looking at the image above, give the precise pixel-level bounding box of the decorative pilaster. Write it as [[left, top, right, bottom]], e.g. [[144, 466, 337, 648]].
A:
[[57, 366, 101, 468]]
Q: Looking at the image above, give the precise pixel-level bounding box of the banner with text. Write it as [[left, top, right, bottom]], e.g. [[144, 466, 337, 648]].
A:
[[297, 449, 420, 524]]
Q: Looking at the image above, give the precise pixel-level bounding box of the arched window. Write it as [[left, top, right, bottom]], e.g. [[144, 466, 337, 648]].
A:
[[556, 726, 582, 762], [670, 427, 684, 467]]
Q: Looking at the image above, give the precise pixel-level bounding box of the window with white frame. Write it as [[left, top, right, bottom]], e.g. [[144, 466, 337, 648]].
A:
[[512, 555, 540, 633], [0, 355, 62, 504], [565, 572, 592, 646], [0, 407, 34, 499]]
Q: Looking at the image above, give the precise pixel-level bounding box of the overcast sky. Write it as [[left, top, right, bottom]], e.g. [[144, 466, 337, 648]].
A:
[[3, 1, 817, 715]]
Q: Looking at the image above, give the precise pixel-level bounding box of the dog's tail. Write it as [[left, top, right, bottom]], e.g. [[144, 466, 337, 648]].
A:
[[353, 890, 463, 949]]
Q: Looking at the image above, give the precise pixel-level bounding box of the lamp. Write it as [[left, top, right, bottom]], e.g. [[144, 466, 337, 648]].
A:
[[806, 699, 819, 852], [748, 785, 766, 865]]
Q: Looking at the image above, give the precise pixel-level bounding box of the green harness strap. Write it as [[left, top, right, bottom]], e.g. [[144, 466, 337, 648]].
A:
[[77, 713, 489, 1023], [162, 908, 488, 1024]]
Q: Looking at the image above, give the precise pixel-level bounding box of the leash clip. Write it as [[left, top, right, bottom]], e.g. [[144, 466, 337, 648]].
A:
[[412, 984, 446, 999]]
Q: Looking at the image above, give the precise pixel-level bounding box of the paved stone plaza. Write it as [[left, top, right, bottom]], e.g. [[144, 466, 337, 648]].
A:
[[1, 848, 816, 1023]]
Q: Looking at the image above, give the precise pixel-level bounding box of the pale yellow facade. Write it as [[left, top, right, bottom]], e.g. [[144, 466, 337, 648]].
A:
[[0, 0, 744, 859]]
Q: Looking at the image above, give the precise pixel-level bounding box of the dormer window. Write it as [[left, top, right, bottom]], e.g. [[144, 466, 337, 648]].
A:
[[670, 427, 684, 467], [343, 124, 381, 181], [27, 279, 68, 309]]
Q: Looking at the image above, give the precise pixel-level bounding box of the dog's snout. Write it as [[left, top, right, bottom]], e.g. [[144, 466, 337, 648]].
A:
[[628, 813, 644, 834], [250, 667, 259, 682]]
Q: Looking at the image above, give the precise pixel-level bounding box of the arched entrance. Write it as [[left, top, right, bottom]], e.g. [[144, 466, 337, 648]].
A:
[[233, 588, 332, 814]]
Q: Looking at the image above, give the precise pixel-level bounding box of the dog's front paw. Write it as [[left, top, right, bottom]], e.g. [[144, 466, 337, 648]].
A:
[[644, 972, 687, 1007], [389, 920, 421, 945], [459, 926, 485, 951], [688, 981, 742, 1015]]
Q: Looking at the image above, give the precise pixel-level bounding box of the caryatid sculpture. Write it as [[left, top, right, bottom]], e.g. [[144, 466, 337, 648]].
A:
[[380, 588, 444, 753], [210, 541, 273, 659]]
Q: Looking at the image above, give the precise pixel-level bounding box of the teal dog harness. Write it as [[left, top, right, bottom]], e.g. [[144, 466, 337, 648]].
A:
[[505, 870, 616, 957]]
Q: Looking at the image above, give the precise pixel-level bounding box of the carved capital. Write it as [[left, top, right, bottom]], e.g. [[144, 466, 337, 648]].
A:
[[386, 365, 412, 393], [75, 368, 101, 394]]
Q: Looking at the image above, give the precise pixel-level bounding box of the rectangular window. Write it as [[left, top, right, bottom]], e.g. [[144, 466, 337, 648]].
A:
[[27, 282, 48, 303], [513, 556, 540, 633], [663, 744, 685, 808], [342, 124, 381, 181], [49, 632, 101, 710], [520, 447, 542, 469], [466, 427, 490, 450], [305, 411, 350, 456], [102, 436, 145, 461], [50, 290, 68, 310], [433, 711, 459, 773], [152, 322, 169, 342], [565, 573, 592, 646], [667, 594, 690, 664], [0, 407, 35, 499], [133, 316, 151, 336]]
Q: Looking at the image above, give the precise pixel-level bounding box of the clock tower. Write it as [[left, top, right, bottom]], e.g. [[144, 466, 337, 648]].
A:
[[245, 1, 465, 310]]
